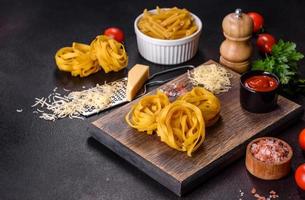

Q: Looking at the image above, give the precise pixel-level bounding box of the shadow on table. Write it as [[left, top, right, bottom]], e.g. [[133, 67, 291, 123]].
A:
[[53, 67, 127, 90]]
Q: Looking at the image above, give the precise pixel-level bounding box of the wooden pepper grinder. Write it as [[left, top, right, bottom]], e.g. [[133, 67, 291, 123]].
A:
[[220, 8, 253, 73]]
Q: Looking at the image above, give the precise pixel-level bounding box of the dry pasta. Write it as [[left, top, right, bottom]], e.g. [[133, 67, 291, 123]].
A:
[[178, 87, 221, 127], [156, 100, 205, 157], [55, 35, 128, 77], [55, 42, 100, 77], [90, 35, 128, 73], [125, 89, 209, 157], [125, 90, 170, 134], [138, 6, 198, 40]]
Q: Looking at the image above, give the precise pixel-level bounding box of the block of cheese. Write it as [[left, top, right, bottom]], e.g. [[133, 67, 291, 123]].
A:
[[126, 64, 149, 101]]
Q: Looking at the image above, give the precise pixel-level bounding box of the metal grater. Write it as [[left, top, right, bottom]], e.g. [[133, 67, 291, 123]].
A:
[[108, 77, 128, 106], [82, 77, 128, 117], [82, 65, 194, 117]]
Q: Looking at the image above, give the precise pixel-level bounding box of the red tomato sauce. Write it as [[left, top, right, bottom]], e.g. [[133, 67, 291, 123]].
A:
[[244, 75, 278, 92]]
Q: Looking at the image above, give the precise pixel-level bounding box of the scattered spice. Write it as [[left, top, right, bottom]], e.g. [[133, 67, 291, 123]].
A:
[[237, 188, 279, 200], [251, 138, 289, 163], [239, 189, 244, 200], [269, 190, 276, 195], [160, 82, 188, 97], [253, 189, 279, 200]]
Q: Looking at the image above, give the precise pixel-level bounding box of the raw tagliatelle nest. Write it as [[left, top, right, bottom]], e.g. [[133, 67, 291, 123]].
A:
[[125, 91, 170, 134], [188, 63, 232, 94], [55, 35, 128, 77], [178, 87, 221, 127], [125, 88, 218, 157], [156, 100, 205, 157]]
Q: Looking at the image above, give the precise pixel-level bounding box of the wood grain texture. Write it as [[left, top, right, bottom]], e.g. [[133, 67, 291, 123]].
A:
[[90, 60, 304, 196]]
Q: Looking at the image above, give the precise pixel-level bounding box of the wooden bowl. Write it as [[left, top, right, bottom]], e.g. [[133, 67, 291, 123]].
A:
[[245, 137, 293, 180]]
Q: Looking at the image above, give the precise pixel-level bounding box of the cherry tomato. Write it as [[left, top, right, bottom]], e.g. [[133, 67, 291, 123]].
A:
[[256, 33, 276, 54], [299, 128, 305, 150], [247, 12, 264, 33], [104, 27, 124, 43], [295, 163, 305, 190]]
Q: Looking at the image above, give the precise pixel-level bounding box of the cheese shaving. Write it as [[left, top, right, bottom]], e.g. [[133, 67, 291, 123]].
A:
[[32, 82, 124, 121], [188, 63, 232, 94]]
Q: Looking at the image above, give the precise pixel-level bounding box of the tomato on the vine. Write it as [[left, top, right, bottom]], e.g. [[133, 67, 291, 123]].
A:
[[104, 27, 124, 43], [256, 33, 276, 54], [247, 12, 264, 33]]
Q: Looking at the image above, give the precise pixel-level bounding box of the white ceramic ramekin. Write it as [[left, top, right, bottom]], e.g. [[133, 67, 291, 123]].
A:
[[134, 9, 202, 65]]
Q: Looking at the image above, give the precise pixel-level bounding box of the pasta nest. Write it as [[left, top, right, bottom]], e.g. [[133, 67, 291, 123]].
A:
[[55, 42, 100, 77], [125, 87, 221, 156], [55, 35, 128, 77], [156, 100, 205, 157], [125, 90, 170, 134], [178, 87, 221, 127], [90, 35, 128, 73]]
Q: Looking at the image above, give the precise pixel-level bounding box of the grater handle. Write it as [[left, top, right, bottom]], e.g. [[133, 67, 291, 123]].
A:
[[145, 78, 174, 87], [138, 65, 195, 98], [148, 65, 194, 80], [137, 78, 174, 98]]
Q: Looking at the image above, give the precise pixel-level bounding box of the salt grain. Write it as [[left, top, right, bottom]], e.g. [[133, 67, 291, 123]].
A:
[[251, 189, 279, 200], [269, 190, 276, 195], [251, 138, 289, 163]]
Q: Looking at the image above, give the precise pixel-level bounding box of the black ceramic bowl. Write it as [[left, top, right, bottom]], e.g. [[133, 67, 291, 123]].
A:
[[240, 70, 280, 113]]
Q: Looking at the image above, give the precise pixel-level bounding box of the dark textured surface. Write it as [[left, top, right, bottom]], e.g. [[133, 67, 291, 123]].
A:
[[0, 0, 304, 199]]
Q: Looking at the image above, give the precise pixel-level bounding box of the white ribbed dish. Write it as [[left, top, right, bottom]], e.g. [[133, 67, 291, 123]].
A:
[[134, 10, 202, 65]]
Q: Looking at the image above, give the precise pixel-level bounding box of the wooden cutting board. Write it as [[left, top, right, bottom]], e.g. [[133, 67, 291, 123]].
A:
[[90, 60, 303, 196]]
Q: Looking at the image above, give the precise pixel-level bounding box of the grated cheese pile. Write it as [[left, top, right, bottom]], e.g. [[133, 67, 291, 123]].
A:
[[188, 63, 232, 94], [31, 82, 124, 121]]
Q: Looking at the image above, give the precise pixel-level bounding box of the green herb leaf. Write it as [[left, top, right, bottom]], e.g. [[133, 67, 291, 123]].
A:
[[272, 39, 304, 63], [252, 39, 304, 94], [252, 57, 275, 72]]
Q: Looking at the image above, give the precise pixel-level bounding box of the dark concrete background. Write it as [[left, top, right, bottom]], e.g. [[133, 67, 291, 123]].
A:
[[0, 0, 305, 199]]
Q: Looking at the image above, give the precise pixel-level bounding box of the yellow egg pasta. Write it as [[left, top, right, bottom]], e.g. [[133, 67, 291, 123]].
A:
[[156, 100, 205, 157], [55, 35, 128, 77], [55, 42, 100, 77], [125, 90, 170, 134], [125, 89, 209, 157], [90, 35, 128, 73], [138, 6, 198, 40], [178, 87, 221, 127]]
